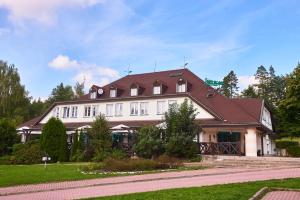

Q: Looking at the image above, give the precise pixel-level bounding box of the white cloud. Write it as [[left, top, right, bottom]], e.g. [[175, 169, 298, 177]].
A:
[[0, 0, 104, 25], [238, 75, 259, 91], [49, 54, 120, 88]]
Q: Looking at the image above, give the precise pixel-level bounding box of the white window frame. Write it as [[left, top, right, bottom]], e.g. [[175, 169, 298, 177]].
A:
[[71, 106, 78, 118], [90, 92, 96, 99], [130, 102, 139, 116], [62, 106, 70, 118], [110, 89, 116, 98], [157, 101, 166, 115], [176, 82, 186, 93], [115, 103, 123, 116], [140, 102, 149, 116], [130, 88, 138, 96], [53, 107, 60, 118], [106, 104, 114, 117], [84, 105, 91, 117], [153, 85, 161, 95], [92, 105, 98, 117]]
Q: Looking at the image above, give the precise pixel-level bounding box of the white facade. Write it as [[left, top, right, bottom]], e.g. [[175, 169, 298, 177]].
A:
[[261, 106, 272, 131], [40, 97, 214, 124]]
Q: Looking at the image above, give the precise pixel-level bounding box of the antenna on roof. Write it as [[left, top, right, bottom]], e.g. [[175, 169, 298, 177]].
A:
[[183, 56, 188, 68], [124, 65, 133, 75], [154, 61, 157, 72]]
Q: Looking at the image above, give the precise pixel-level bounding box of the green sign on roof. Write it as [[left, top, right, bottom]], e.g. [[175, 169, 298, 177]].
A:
[[205, 78, 224, 87]]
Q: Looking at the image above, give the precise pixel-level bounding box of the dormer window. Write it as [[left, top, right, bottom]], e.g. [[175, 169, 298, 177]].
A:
[[131, 87, 138, 96], [110, 89, 117, 98], [90, 91, 96, 99], [176, 79, 186, 93], [153, 85, 161, 95]]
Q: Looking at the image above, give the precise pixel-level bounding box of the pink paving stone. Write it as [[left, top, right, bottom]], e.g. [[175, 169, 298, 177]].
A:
[[262, 191, 300, 200], [0, 167, 300, 200]]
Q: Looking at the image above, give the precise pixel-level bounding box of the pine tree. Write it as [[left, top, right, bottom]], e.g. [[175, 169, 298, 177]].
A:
[[74, 81, 85, 98], [241, 85, 258, 98], [254, 65, 269, 100], [47, 83, 74, 104], [222, 70, 239, 98]]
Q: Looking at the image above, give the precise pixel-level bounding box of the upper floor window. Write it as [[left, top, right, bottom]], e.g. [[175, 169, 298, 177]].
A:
[[153, 85, 161, 95], [110, 89, 117, 98], [140, 102, 149, 115], [130, 102, 139, 115], [62, 106, 70, 118], [90, 92, 97, 99], [115, 103, 123, 116], [84, 105, 91, 117], [71, 106, 78, 118], [176, 81, 186, 93], [92, 105, 98, 117], [106, 104, 113, 117], [53, 107, 60, 118], [131, 88, 138, 96], [157, 101, 166, 115]]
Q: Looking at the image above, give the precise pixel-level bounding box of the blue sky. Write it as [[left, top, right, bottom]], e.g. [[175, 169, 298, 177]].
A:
[[0, 0, 300, 99]]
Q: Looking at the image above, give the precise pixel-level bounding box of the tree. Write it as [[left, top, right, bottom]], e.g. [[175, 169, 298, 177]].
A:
[[71, 130, 79, 158], [278, 63, 300, 137], [41, 117, 68, 162], [0, 119, 18, 156], [240, 85, 258, 98], [254, 65, 269, 100], [165, 99, 201, 158], [74, 81, 85, 98], [28, 98, 47, 119], [222, 70, 239, 98], [134, 126, 165, 159], [0, 61, 30, 123], [88, 114, 112, 160], [47, 83, 74, 104]]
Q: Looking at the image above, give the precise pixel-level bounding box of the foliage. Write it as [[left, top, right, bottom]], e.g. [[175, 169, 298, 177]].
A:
[[275, 140, 298, 149], [222, 70, 239, 98], [240, 85, 258, 98], [47, 83, 74, 104], [155, 154, 182, 168], [188, 154, 203, 162], [71, 130, 79, 158], [28, 98, 48, 119], [287, 146, 300, 157], [0, 119, 19, 156], [74, 81, 85, 98], [0, 61, 30, 123], [164, 99, 201, 158], [278, 63, 300, 137], [41, 117, 68, 162], [134, 126, 165, 159], [10, 140, 44, 164]]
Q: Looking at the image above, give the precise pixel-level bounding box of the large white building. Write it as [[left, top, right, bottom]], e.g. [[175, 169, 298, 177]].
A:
[[18, 69, 275, 156]]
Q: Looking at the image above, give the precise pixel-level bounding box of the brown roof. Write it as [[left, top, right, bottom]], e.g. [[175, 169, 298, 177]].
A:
[[20, 68, 268, 130]]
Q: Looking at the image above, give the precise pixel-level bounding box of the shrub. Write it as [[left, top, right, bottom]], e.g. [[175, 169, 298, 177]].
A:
[[165, 134, 198, 158], [0, 119, 18, 156], [11, 140, 44, 164], [71, 130, 79, 158], [156, 154, 182, 168], [189, 154, 202, 162], [287, 146, 300, 157], [41, 117, 68, 162], [0, 155, 13, 165], [134, 126, 165, 159], [275, 140, 299, 149]]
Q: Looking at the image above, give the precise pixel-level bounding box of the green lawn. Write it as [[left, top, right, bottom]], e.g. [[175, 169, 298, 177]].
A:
[[88, 178, 300, 200], [0, 163, 110, 187]]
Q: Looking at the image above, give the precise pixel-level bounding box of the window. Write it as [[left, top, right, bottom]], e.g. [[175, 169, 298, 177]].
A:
[[71, 106, 78, 118], [131, 88, 138, 96], [92, 105, 98, 117], [140, 102, 149, 115], [110, 89, 116, 98], [90, 92, 96, 99], [84, 105, 91, 117], [157, 101, 166, 115], [130, 102, 139, 115], [106, 104, 113, 117], [62, 106, 70, 118], [153, 86, 161, 95], [177, 82, 186, 93], [168, 100, 177, 108], [53, 107, 59, 118], [115, 103, 123, 116]]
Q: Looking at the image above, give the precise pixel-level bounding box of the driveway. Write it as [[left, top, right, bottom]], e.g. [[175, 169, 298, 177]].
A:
[[0, 166, 300, 200]]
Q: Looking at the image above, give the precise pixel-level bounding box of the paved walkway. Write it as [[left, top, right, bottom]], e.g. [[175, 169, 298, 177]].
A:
[[262, 191, 300, 200], [0, 167, 300, 200]]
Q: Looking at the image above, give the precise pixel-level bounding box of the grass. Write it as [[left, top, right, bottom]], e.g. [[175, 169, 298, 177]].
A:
[[88, 178, 300, 200], [0, 163, 205, 187], [277, 137, 300, 143]]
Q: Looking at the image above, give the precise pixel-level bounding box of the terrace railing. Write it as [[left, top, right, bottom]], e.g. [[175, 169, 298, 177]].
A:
[[198, 142, 241, 155]]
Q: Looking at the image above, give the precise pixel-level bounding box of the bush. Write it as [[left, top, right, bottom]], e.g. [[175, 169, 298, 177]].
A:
[[0, 119, 18, 156], [287, 146, 300, 157], [0, 155, 13, 165], [155, 154, 182, 168], [189, 154, 202, 162], [275, 140, 299, 149], [165, 134, 198, 158], [41, 117, 68, 162], [134, 126, 165, 159], [11, 140, 44, 164]]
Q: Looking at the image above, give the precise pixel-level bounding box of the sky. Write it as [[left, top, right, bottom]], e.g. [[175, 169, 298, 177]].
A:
[[0, 0, 300, 99]]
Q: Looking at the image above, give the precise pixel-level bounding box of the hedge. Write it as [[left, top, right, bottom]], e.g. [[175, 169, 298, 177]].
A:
[[287, 146, 300, 157], [275, 140, 299, 149]]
